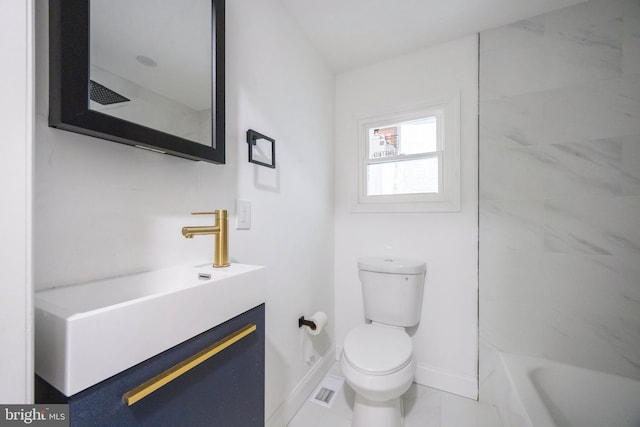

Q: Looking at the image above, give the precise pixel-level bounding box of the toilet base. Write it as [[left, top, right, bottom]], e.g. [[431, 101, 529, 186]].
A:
[[351, 393, 403, 427]]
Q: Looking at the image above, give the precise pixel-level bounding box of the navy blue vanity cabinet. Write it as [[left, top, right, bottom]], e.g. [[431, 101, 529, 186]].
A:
[[36, 304, 265, 426]]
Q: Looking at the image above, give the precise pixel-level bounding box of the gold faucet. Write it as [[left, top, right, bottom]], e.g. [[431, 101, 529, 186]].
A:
[[182, 210, 230, 268]]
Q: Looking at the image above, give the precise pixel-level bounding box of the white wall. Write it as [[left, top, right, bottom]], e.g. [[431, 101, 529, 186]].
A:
[[479, 0, 640, 402], [334, 36, 479, 398], [0, 0, 34, 404], [226, 1, 336, 423], [34, 0, 334, 422]]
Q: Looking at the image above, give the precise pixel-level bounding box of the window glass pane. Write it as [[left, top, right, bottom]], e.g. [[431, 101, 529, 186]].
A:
[[368, 116, 437, 160], [367, 157, 439, 196]]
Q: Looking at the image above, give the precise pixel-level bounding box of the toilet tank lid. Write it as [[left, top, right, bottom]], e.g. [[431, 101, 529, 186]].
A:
[[358, 257, 426, 275]]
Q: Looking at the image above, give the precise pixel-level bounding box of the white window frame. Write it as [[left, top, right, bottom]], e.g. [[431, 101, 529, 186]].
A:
[[354, 94, 461, 213]]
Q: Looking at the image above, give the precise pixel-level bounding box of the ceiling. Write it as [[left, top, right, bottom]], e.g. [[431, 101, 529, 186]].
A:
[[280, 0, 588, 72], [88, 0, 589, 108]]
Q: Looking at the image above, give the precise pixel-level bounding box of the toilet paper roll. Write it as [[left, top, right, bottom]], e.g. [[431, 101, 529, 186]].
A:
[[303, 312, 327, 336]]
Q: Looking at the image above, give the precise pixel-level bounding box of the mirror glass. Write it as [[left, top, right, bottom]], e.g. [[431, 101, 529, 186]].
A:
[[89, 0, 214, 147]]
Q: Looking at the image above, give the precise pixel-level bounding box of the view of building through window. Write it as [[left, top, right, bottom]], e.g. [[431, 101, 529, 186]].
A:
[[366, 116, 440, 196]]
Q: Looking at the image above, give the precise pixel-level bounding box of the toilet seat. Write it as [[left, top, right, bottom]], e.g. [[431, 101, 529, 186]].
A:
[[343, 324, 412, 376]]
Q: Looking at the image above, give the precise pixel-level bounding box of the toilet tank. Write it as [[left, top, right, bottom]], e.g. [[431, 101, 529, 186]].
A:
[[358, 257, 427, 327]]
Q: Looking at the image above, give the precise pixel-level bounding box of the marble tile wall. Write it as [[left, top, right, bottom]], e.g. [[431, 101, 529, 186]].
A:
[[479, 0, 640, 400]]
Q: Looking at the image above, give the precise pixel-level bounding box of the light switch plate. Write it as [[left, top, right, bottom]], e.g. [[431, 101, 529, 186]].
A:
[[236, 199, 251, 230]]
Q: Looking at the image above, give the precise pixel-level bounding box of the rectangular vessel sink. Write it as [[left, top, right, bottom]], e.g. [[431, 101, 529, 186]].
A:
[[35, 263, 266, 396]]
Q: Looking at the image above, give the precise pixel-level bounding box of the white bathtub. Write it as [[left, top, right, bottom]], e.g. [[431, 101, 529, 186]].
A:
[[501, 353, 640, 427]]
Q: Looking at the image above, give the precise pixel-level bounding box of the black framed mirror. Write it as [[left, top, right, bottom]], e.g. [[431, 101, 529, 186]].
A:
[[49, 0, 225, 164]]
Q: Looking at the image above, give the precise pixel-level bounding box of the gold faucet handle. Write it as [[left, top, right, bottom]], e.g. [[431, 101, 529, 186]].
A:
[[190, 210, 227, 219], [191, 211, 219, 215]]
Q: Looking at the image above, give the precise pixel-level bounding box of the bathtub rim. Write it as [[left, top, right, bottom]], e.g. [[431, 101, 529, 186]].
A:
[[499, 352, 640, 427], [500, 353, 557, 427]]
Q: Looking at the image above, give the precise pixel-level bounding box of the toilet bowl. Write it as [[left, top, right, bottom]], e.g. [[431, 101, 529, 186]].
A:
[[341, 257, 426, 427], [341, 323, 416, 427]]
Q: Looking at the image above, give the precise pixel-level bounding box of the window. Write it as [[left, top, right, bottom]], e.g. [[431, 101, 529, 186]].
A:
[[356, 95, 460, 212]]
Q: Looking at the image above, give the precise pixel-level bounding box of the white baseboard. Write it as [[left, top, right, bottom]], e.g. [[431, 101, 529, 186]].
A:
[[266, 349, 336, 427], [415, 364, 478, 399]]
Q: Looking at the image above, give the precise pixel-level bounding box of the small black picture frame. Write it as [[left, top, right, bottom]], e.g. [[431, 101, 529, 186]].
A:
[[246, 129, 276, 169]]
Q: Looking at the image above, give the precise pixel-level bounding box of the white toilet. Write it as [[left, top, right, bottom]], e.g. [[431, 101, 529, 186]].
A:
[[341, 256, 426, 427]]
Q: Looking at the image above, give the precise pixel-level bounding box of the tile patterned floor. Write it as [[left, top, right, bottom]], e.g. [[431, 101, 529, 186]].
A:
[[287, 364, 502, 427]]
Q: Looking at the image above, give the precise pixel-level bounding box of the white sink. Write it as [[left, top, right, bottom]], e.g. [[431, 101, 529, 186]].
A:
[[35, 262, 266, 396]]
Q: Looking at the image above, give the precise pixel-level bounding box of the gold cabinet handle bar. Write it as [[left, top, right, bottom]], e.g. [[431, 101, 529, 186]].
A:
[[123, 323, 257, 406]]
